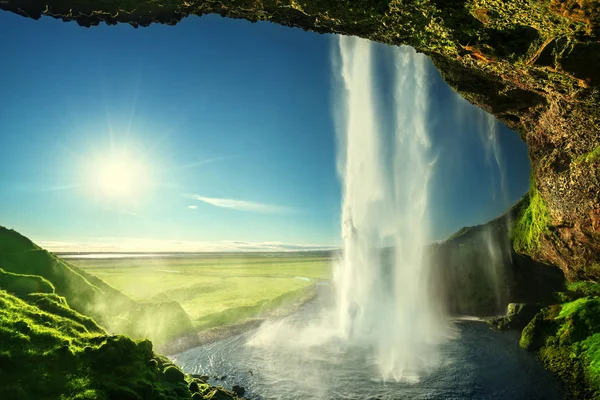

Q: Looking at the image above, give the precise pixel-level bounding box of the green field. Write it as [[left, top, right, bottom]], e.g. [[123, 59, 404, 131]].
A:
[[69, 253, 334, 330]]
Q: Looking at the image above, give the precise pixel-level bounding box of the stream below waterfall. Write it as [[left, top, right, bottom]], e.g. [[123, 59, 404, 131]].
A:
[[172, 285, 563, 400]]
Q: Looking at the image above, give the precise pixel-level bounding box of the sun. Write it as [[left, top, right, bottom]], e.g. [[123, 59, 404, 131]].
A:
[[88, 150, 150, 200]]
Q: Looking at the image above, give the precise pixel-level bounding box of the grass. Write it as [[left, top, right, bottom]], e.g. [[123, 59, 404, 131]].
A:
[[512, 174, 550, 256], [0, 226, 136, 326], [0, 228, 241, 399], [0, 225, 332, 348], [0, 226, 203, 348], [70, 253, 333, 329], [0, 287, 236, 400]]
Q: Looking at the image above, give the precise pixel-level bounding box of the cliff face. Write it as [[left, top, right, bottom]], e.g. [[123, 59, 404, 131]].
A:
[[2, 0, 599, 279], [428, 195, 566, 316]]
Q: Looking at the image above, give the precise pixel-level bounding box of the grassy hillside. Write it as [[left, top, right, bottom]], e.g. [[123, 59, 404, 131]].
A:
[[70, 254, 332, 330], [0, 226, 198, 350], [0, 270, 238, 399]]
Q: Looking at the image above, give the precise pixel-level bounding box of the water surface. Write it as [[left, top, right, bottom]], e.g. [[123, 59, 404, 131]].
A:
[[173, 291, 563, 400]]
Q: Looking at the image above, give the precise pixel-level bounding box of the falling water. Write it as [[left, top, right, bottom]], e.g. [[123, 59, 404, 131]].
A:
[[332, 36, 448, 381], [483, 114, 512, 311], [451, 97, 514, 314]]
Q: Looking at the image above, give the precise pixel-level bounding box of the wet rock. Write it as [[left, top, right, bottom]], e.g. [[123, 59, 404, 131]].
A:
[[191, 374, 209, 382], [232, 385, 245, 397], [205, 387, 237, 400], [490, 303, 542, 331], [162, 365, 185, 383], [189, 381, 200, 393]]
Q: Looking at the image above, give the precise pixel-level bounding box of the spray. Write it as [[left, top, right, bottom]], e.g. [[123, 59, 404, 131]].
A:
[[332, 36, 448, 381]]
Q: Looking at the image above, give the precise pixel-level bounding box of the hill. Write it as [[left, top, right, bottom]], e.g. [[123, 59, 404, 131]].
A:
[[0, 264, 238, 399], [0, 226, 199, 352]]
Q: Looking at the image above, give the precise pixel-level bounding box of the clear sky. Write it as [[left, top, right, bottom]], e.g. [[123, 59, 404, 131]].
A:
[[0, 12, 530, 252]]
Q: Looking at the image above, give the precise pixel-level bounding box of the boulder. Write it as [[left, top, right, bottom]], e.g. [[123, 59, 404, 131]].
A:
[[232, 385, 245, 397]]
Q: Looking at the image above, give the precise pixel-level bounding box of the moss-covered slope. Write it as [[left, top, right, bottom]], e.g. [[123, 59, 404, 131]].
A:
[[0, 226, 199, 351], [3, 0, 597, 279], [0, 283, 238, 399]]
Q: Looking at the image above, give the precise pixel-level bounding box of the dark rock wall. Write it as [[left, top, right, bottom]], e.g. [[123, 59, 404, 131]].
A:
[[428, 196, 566, 316], [1, 0, 598, 279]]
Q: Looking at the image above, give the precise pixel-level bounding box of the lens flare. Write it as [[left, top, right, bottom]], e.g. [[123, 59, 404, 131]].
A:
[[87, 150, 150, 200]]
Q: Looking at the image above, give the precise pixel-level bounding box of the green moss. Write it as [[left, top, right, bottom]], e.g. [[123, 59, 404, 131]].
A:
[[0, 288, 235, 399], [25, 292, 104, 334], [521, 297, 600, 398], [512, 175, 550, 256], [0, 267, 54, 297], [204, 388, 237, 400], [0, 226, 197, 349], [567, 281, 600, 297], [163, 365, 186, 383], [575, 146, 600, 164]]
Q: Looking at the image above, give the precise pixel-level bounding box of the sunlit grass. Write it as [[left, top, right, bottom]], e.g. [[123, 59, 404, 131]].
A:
[[0, 288, 195, 399], [72, 254, 334, 327]]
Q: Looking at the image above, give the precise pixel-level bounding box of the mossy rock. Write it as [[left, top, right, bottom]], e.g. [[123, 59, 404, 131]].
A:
[[189, 381, 200, 393], [520, 297, 600, 398], [520, 306, 561, 351], [106, 387, 143, 400], [492, 303, 543, 331], [163, 365, 186, 383], [205, 388, 237, 400]]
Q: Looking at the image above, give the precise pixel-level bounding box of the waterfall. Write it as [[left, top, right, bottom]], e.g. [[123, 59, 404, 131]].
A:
[[447, 95, 513, 314], [332, 36, 448, 381]]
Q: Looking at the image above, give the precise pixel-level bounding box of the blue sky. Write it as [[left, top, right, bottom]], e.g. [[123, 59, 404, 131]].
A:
[[0, 12, 530, 252]]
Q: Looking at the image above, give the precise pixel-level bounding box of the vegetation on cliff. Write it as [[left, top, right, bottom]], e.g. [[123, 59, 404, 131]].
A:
[[0, 226, 198, 351], [0, 229, 240, 399], [575, 145, 600, 164], [0, 286, 237, 399], [512, 175, 550, 256]]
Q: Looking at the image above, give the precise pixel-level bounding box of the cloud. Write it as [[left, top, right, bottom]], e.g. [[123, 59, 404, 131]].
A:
[[170, 155, 240, 171], [36, 237, 339, 254], [188, 205, 198, 209], [185, 194, 294, 214]]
